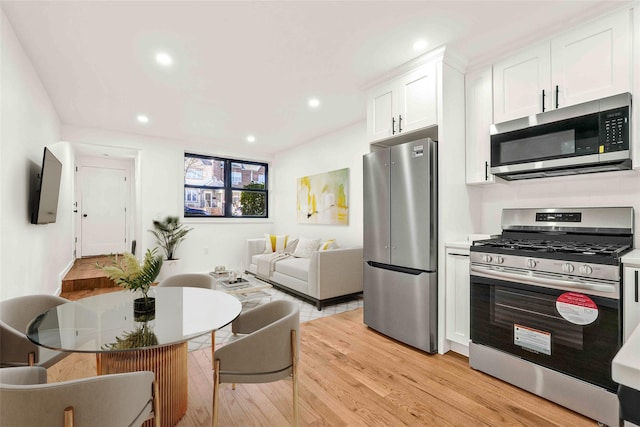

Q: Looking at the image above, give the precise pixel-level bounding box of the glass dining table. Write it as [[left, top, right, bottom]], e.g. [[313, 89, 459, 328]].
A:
[[26, 287, 242, 427]]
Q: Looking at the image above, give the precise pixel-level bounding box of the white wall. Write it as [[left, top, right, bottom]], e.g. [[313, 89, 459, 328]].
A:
[[0, 10, 74, 300], [271, 121, 369, 248], [479, 171, 640, 246], [62, 125, 276, 273]]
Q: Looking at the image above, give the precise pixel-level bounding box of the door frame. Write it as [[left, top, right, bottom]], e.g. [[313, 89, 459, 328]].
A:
[[75, 155, 135, 259]]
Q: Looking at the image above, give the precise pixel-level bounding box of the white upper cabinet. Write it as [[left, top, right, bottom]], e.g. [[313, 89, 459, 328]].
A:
[[465, 66, 495, 184], [552, 10, 631, 108], [493, 43, 551, 123], [492, 9, 631, 123], [397, 63, 437, 134], [366, 62, 437, 142], [367, 85, 396, 142]]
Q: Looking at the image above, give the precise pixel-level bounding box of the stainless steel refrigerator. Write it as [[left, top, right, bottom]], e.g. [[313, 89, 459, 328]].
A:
[[363, 137, 437, 353]]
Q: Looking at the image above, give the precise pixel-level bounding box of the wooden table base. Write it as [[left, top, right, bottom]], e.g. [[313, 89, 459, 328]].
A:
[[97, 342, 188, 427]]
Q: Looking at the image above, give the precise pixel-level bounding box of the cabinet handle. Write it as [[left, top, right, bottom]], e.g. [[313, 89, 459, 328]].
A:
[[555, 85, 559, 109], [392, 117, 396, 135], [635, 270, 638, 302], [485, 161, 488, 181], [398, 114, 403, 133], [448, 253, 470, 257], [542, 90, 546, 112]]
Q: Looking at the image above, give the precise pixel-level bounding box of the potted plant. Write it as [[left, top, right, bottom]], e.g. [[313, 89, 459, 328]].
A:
[[98, 248, 163, 316], [149, 216, 192, 280]]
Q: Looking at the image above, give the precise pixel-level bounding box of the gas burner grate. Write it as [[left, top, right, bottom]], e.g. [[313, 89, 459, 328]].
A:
[[475, 238, 631, 257]]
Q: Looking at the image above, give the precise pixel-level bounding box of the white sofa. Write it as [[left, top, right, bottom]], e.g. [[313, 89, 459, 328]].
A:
[[244, 238, 363, 310]]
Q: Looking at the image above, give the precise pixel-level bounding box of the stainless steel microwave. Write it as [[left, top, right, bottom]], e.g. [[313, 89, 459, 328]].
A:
[[490, 92, 631, 180]]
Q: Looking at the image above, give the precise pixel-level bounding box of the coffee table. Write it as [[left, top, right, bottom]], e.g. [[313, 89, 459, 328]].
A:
[[210, 271, 272, 304]]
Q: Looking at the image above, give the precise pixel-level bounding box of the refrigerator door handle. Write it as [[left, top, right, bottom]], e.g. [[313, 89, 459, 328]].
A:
[[367, 261, 429, 275]]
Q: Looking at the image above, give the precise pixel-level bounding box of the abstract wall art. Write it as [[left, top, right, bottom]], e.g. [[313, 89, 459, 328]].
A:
[[297, 168, 349, 225]]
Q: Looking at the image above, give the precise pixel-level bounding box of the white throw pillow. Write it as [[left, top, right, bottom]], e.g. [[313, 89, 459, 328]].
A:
[[284, 238, 299, 254], [292, 237, 321, 258], [264, 234, 288, 253]]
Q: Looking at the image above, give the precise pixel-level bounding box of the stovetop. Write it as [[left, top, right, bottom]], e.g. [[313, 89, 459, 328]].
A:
[[472, 207, 634, 266], [475, 237, 630, 257], [472, 236, 631, 265]]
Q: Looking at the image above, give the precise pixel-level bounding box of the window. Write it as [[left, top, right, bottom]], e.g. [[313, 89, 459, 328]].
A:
[[184, 153, 268, 218]]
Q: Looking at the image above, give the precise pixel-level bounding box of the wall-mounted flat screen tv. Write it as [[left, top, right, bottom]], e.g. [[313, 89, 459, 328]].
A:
[[31, 147, 62, 225]]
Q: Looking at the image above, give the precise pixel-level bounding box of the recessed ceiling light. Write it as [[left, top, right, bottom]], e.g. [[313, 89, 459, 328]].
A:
[[137, 114, 149, 124], [155, 52, 173, 66], [413, 39, 428, 51], [246, 135, 256, 143], [308, 98, 320, 109]]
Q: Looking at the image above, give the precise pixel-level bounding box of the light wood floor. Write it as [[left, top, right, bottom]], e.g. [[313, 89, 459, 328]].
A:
[[48, 306, 595, 426]]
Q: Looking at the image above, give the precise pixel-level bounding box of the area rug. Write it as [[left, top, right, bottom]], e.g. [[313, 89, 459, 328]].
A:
[[188, 286, 363, 351]]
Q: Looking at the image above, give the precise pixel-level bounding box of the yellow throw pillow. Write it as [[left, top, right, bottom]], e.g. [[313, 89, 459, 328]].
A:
[[319, 239, 337, 251], [264, 234, 288, 253]]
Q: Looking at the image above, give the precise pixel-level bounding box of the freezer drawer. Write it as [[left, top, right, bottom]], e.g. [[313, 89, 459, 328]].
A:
[[363, 261, 437, 353]]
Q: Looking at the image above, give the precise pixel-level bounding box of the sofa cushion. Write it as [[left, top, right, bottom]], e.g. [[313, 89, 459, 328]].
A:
[[292, 237, 320, 258], [319, 239, 338, 251], [263, 234, 288, 253], [274, 257, 310, 282]]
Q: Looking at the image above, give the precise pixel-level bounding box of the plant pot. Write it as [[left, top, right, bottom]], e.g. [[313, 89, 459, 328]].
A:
[[157, 259, 183, 281], [133, 297, 156, 321]]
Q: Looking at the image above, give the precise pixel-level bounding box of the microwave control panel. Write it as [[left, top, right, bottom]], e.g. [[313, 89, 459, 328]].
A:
[[600, 106, 629, 152]]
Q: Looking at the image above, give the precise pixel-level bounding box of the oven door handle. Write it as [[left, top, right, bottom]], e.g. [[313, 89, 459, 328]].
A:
[[470, 265, 618, 296]]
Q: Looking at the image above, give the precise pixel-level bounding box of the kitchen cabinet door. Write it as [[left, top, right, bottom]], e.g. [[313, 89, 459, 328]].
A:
[[551, 10, 631, 109], [445, 247, 470, 351], [465, 66, 495, 184], [366, 61, 438, 143], [366, 83, 396, 142], [493, 43, 551, 123], [396, 62, 437, 134], [623, 266, 640, 341]]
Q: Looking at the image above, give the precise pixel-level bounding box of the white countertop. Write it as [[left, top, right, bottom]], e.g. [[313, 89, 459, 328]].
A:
[[622, 249, 640, 266], [613, 323, 640, 391], [445, 241, 471, 251]]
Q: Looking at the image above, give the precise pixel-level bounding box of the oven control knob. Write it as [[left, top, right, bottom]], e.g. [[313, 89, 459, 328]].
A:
[[482, 255, 492, 263], [526, 259, 537, 268], [495, 256, 504, 264], [579, 264, 593, 275], [562, 263, 575, 273]]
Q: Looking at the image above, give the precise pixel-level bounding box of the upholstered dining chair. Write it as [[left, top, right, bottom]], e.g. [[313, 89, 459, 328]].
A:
[[0, 366, 159, 427], [212, 299, 300, 427], [157, 272, 215, 289], [0, 294, 71, 368]]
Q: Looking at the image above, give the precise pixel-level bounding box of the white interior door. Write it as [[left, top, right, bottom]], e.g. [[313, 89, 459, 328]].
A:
[[80, 166, 127, 256]]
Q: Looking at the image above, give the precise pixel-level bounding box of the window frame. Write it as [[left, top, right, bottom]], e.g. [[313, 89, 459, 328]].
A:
[[184, 152, 269, 218]]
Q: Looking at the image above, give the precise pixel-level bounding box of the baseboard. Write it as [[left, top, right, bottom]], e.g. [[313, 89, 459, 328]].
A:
[[57, 258, 75, 294]]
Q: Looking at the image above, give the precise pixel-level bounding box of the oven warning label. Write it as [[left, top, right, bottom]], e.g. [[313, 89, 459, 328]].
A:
[[514, 324, 551, 355], [556, 292, 598, 325]]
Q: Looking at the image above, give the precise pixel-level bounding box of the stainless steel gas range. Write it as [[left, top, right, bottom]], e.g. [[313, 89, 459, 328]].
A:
[[469, 207, 634, 427]]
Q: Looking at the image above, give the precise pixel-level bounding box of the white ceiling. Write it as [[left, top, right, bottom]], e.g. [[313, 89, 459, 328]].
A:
[[1, 1, 628, 156]]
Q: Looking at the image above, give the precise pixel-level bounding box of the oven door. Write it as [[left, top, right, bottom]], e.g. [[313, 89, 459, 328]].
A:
[[470, 268, 621, 392]]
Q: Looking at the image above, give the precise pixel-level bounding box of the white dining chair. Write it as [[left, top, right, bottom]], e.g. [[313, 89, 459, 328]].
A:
[[157, 273, 215, 289], [0, 366, 160, 427], [212, 299, 300, 427], [0, 294, 71, 368]]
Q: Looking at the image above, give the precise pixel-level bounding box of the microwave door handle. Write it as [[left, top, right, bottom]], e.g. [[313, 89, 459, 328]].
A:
[[470, 265, 617, 294]]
